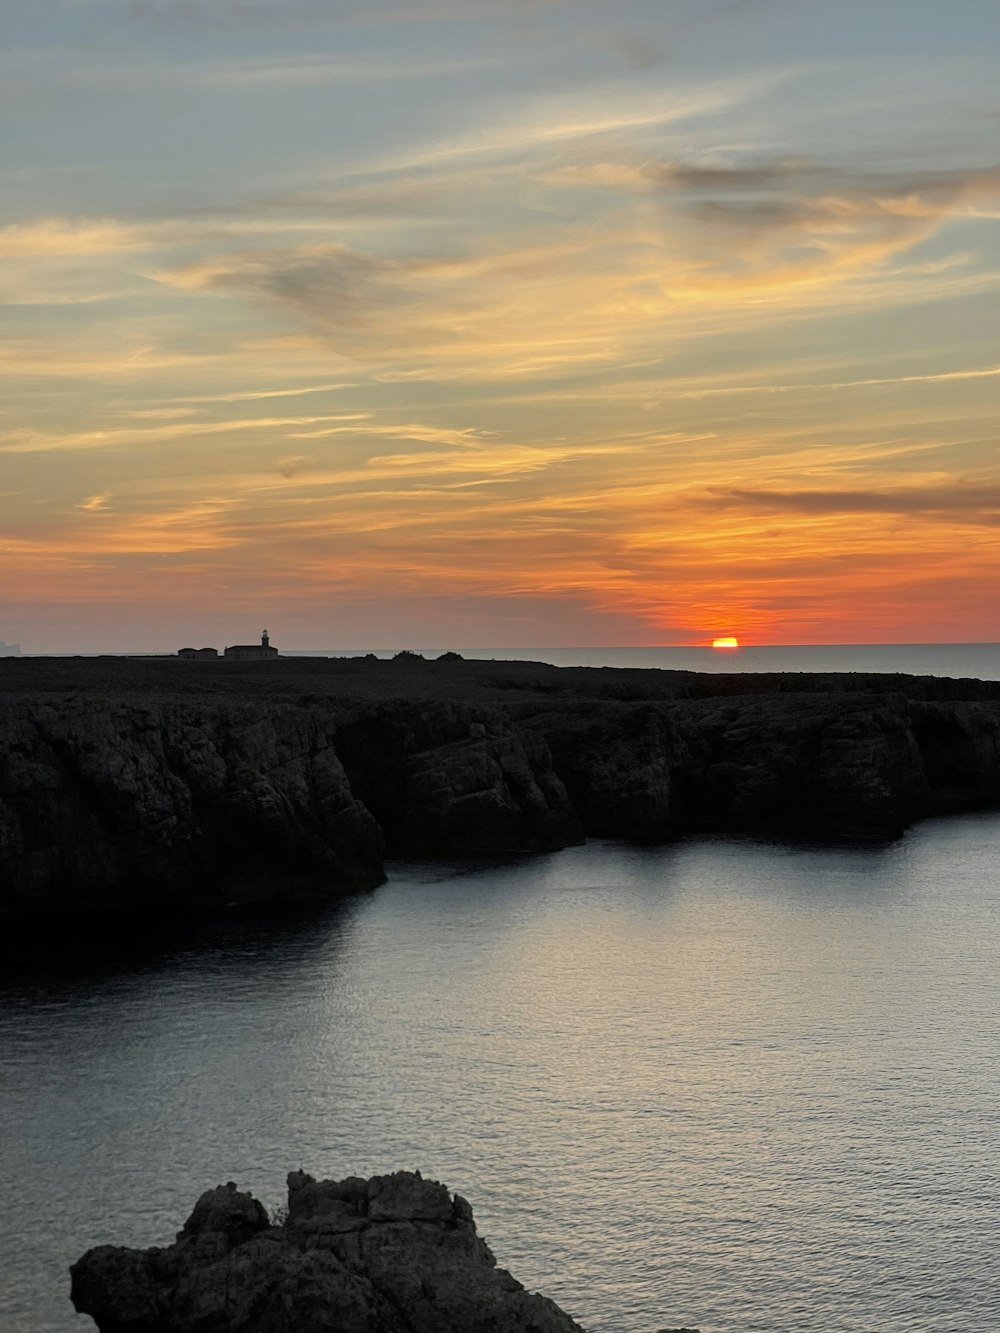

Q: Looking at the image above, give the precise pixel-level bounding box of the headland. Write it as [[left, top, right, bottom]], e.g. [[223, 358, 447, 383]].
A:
[[2, 653, 999, 919]]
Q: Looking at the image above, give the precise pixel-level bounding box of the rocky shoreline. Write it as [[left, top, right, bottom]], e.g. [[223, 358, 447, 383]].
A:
[[70, 1168, 703, 1333], [71, 1169, 591, 1333], [3, 655, 1000, 918]]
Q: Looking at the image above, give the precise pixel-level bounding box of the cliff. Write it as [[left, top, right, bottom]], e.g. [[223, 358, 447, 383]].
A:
[[70, 1170, 586, 1333], [533, 691, 1000, 839], [0, 698, 385, 916], [2, 655, 999, 918]]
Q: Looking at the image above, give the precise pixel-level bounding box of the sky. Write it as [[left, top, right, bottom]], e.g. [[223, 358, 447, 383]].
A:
[[2, 0, 999, 652]]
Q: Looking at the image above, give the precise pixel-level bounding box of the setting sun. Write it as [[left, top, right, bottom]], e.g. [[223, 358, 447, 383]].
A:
[[712, 637, 740, 650]]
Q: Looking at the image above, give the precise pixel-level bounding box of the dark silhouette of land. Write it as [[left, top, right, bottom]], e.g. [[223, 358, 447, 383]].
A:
[[2, 653, 999, 919]]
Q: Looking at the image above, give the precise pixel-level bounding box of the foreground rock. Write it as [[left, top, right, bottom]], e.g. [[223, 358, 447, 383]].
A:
[[70, 1169, 585, 1333]]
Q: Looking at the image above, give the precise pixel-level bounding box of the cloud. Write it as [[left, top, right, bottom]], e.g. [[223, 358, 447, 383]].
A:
[[553, 156, 1000, 293], [0, 413, 358, 454], [163, 380, 358, 404], [158, 233, 661, 381], [11, 112, 993, 388], [64, 52, 500, 94], [705, 483, 1000, 525], [152, 153, 998, 383], [676, 163, 1000, 227], [287, 421, 492, 447], [372, 69, 785, 172], [126, 0, 581, 29], [0, 218, 149, 257], [2, 499, 240, 560], [589, 28, 670, 72], [0, 339, 207, 378], [623, 363, 1000, 403]]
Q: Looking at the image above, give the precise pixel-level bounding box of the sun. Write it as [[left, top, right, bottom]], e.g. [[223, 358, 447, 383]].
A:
[[711, 637, 740, 650]]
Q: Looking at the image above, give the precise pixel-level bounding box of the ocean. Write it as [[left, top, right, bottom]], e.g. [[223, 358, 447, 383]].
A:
[[2, 814, 1000, 1332], [291, 643, 1000, 681]]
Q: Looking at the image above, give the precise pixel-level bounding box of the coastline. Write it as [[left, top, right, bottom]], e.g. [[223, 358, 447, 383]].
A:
[[3, 654, 1000, 921]]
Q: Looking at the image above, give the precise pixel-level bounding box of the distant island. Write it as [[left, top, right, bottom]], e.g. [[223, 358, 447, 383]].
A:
[[1, 653, 999, 920], [0, 640, 20, 657]]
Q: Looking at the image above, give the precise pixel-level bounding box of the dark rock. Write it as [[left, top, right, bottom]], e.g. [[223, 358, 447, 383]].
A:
[[335, 702, 582, 854], [537, 704, 681, 838], [3, 657, 1000, 917], [0, 700, 385, 917], [70, 1170, 585, 1333], [179, 1181, 270, 1244]]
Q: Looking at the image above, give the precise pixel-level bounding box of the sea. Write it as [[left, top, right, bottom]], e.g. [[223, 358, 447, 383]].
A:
[[292, 642, 1000, 681], [2, 644, 999, 1332]]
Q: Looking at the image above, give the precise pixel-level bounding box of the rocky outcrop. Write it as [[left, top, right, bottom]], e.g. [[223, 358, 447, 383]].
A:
[[0, 696, 583, 918], [335, 702, 581, 854], [573, 692, 927, 838], [70, 1170, 584, 1333], [535, 704, 684, 839], [0, 699, 386, 916], [530, 688, 1000, 840], [3, 659, 1000, 917]]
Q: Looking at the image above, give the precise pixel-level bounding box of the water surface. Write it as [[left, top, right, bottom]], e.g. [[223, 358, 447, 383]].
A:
[[2, 816, 1000, 1332], [296, 642, 1000, 680]]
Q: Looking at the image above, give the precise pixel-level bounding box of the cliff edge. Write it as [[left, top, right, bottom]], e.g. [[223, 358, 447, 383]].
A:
[[3, 655, 1000, 918]]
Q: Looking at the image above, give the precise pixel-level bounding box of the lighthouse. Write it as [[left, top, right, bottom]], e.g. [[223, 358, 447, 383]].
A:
[[223, 629, 280, 660]]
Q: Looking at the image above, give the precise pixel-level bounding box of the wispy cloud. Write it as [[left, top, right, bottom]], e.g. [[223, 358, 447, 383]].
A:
[[555, 157, 1000, 295], [161, 381, 358, 404], [158, 232, 661, 381], [704, 482, 1000, 525], [0, 218, 149, 257], [653, 363, 1000, 402], [0, 414, 357, 454], [153, 152, 998, 383], [372, 68, 789, 172], [62, 51, 501, 94], [6, 0, 1000, 648], [126, 0, 586, 30]]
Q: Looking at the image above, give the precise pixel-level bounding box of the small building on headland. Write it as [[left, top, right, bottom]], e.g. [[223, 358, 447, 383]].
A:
[[177, 646, 219, 660], [223, 630, 279, 661]]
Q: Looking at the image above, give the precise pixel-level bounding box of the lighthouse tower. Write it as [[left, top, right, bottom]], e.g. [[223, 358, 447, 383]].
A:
[[223, 629, 279, 659]]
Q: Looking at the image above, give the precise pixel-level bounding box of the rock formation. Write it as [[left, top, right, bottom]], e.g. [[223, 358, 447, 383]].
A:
[[2, 655, 1000, 917], [0, 699, 385, 916], [334, 701, 580, 854], [70, 1169, 585, 1333]]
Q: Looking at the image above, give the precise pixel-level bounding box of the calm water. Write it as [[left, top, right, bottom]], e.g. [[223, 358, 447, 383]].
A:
[[296, 643, 1000, 680], [2, 817, 1000, 1332]]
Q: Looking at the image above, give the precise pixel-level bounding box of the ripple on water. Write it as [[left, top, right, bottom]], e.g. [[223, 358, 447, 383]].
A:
[[1, 813, 999, 1332]]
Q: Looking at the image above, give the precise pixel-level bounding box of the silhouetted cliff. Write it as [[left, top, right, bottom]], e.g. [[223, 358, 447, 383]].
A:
[[0, 698, 385, 915], [2, 656, 999, 918]]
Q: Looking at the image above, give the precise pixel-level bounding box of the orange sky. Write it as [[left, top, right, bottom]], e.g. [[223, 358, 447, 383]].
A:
[[2, 1, 999, 651]]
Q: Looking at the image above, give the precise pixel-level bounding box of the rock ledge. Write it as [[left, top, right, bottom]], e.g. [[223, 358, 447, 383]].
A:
[[71, 1169, 585, 1333]]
